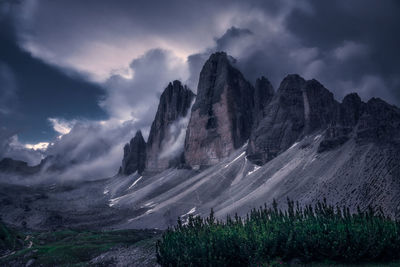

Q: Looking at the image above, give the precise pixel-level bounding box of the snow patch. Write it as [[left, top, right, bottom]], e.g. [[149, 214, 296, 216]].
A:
[[314, 135, 322, 140], [145, 209, 154, 215], [247, 166, 261, 176], [127, 176, 142, 190], [182, 207, 196, 217], [288, 142, 299, 150], [109, 195, 125, 207], [141, 201, 156, 208], [224, 152, 246, 168], [241, 141, 249, 149]]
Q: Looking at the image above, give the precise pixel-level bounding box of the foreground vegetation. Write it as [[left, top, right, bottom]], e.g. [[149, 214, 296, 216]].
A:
[[0, 221, 161, 266], [156, 199, 400, 266], [0, 220, 25, 255]]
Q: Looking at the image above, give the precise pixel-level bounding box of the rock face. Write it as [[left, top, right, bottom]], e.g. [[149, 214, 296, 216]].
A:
[[356, 98, 400, 143], [184, 52, 255, 167], [145, 80, 195, 172], [253, 76, 274, 127], [0, 158, 41, 175], [247, 74, 339, 165], [119, 131, 146, 175], [117, 51, 400, 174], [318, 94, 400, 152], [248, 72, 400, 163], [318, 93, 363, 152]]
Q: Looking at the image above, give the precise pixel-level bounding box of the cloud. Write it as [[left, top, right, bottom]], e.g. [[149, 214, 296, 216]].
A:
[[24, 142, 49, 151], [5, 0, 399, 104], [42, 118, 138, 180], [101, 49, 189, 125], [48, 117, 75, 136], [159, 103, 193, 159], [26, 48, 190, 180], [2, 0, 400, 182], [185, 1, 400, 106], [286, 0, 400, 104], [10, 0, 239, 82], [0, 129, 44, 165], [333, 41, 369, 61]]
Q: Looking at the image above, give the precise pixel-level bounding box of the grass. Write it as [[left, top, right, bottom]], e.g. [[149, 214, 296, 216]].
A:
[[156, 199, 400, 266], [0, 224, 161, 266], [0, 220, 24, 254]]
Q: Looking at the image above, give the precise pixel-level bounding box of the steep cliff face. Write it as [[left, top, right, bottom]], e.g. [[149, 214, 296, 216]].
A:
[[184, 52, 256, 167], [318, 94, 400, 152], [248, 72, 400, 165], [119, 131, 146, 175], [317, 93, 364, 152], [253, 76, 274, 127], [247, 75, 305, 165], [145, 80, 195, 172], [356, 98, 400, 143], [247, 75, 339, 165]]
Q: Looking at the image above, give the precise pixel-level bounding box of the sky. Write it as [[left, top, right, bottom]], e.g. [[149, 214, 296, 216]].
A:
[[0, 0, 399, 178]]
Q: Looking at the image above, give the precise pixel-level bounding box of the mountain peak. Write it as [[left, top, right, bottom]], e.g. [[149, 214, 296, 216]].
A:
[[342, 92, 361, 104], [208, 51, 228, 61], [145, 81, 195, 173], [134, 130, 143, 139], [184, 52, 255, 167], [119, 130, 146, 175]]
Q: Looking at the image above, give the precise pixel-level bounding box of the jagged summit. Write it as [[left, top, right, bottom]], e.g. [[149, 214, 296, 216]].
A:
[[145, 80, 195, 172], [184, 51, 255, 167], [118, 51, 400, 174], [2, 51, 400, 232], [119, 130, 146, 175]]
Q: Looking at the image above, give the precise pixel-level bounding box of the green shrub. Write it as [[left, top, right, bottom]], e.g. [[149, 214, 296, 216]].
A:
[[156, 199, 400, 266], [0, 220, 23, 253]]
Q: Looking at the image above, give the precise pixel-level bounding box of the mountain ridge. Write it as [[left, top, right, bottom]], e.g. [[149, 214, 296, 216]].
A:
[[1, 51, 400, 231]]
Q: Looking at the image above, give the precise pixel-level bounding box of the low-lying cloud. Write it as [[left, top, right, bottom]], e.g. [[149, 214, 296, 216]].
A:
[[159, 103, 193, 160], [0, 129, 44, 166]]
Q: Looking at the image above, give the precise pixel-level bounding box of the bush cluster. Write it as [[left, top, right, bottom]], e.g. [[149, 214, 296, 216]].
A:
[[156, 199, 400, 266]]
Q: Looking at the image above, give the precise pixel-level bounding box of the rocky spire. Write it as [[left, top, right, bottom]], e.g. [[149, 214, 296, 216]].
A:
[[302, 79, 339, 132], [119, 130, 146, 175], [145, 80, 195, 172], [247, 74, 306, 165], [184, 52, 256, 167], [247, 74, 340, 164]]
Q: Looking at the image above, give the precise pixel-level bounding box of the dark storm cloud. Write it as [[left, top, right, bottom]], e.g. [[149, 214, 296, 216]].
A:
[[10, 0, 247, 81], [0, 16, 107, 143], [285, 0, 400, 103], [187, 27, 255, 90], [186, 0, 400, 105]]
